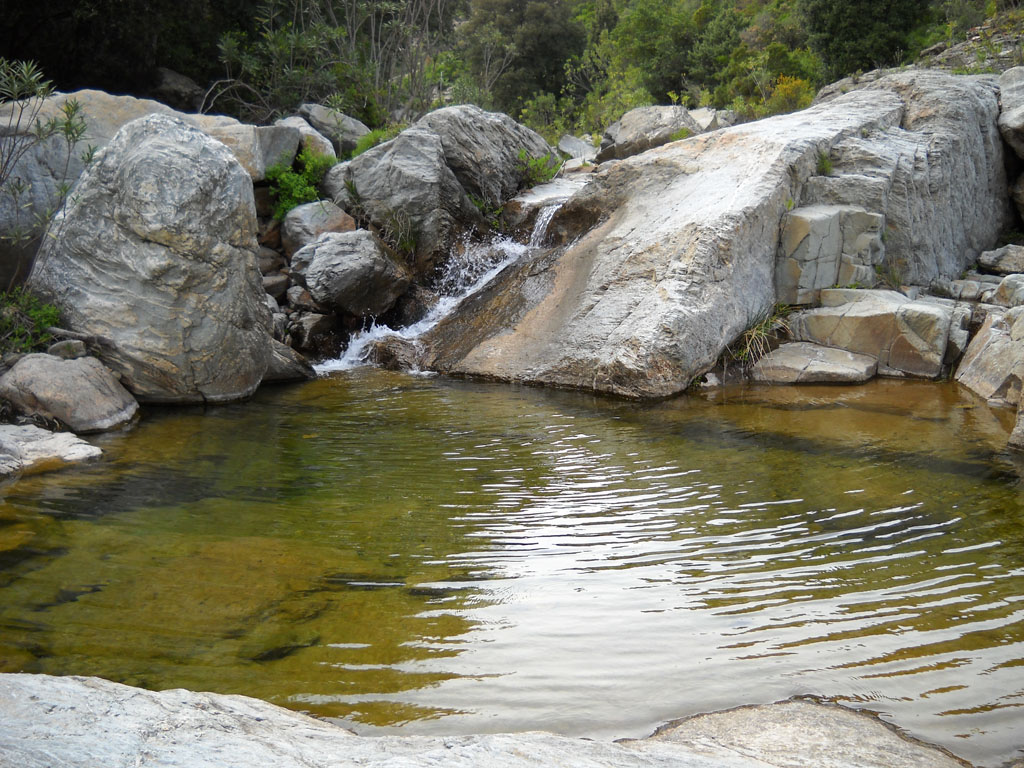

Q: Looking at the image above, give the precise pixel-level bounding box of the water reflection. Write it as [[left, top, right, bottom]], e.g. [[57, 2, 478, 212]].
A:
[[0, 371, 1022, 766]]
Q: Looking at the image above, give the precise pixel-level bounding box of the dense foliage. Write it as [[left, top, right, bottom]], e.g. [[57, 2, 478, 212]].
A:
[[1, 0, 1011, 140]]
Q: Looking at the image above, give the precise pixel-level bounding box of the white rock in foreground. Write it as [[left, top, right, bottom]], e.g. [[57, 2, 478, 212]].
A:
[[0, 674, 967, 768], [0, 425, 101, 480]]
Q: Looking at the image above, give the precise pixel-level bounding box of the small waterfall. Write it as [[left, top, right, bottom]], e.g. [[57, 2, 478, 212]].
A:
[[314, 205, 561, 374]]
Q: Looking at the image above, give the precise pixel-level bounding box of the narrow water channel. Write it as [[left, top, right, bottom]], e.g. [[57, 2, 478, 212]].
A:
[[1, 370, 1022, 766]]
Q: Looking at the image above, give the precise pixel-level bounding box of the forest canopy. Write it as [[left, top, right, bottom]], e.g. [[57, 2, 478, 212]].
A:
[[0, 0, 1012, 140]]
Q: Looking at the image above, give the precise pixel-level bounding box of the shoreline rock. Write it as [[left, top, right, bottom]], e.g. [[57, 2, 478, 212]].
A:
[[0, 674, 971, 768]]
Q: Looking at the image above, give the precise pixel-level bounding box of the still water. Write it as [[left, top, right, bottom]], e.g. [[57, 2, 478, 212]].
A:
[[1, 370, 1022, 765]]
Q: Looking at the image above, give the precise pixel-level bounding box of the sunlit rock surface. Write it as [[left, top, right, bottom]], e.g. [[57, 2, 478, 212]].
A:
[[0, 675, 967, 768], [419, 70, 1008, 398]]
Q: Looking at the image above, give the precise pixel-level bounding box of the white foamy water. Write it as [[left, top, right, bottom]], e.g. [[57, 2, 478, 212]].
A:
[[314, 205, 561, 374]]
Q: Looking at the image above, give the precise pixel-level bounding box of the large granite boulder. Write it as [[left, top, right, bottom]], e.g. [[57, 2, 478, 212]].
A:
[[978, 243, 1024, 275], [322, 126, 482, 277], [415, 104, 557, 209], [0, 354, 137, 433], [27, 114, 274, 404], [596, 105, 702, 162], [0, 89, 303, 286], [274, 116, 337, 160], [292, 231, 411, 317], [0, 674, 968, 768], [416, 71, 1007, 397]]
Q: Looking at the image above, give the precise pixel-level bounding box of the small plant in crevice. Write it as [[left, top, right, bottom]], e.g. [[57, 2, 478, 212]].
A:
[[815, 150, 833, 175], [516, 148, 561, 189], [265, 146, 337, 220], [726, 304, 792, 366], [0, 287, 60, 354], [379, 207, 417, 260], [874, 256, 908, 291], [669, 126, 692, 142], [468, 193, 504, 230], [351, 123, 406, 158]]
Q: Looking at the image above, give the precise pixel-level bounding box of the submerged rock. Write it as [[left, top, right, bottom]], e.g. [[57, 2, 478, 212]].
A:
[[418, 71, 1007, 398], [0, 674, 968, 768], [28, 114, 274, 404]]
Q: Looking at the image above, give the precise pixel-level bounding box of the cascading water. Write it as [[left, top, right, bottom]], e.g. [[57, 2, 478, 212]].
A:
[[314, 203, 562, 374]]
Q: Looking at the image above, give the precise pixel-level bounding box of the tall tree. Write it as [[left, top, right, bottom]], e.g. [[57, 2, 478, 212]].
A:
[[798, 0, 929, 78]]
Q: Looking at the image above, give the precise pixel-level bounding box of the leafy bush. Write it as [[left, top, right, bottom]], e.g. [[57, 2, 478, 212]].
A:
[[0, 287, 60, 354], [265, 146, 337, 220], [516, 148, 561, 188], [351, 123, 406, 158]]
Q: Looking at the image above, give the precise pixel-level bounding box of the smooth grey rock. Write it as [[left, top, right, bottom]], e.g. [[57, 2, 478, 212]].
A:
[[596, 105, 702, 162], [295, 231, 411, 317], [285, 285, 321, 313], [992, 273, 1024, 306], [689, 107, 737, 132], [998, 66, 1024, 158], [262, 339, 316, 383], [323, 126, 481, 277], [151, 67, 204, 111], [0, 675, 966, 768], [262, 273, 289, 300], [27, 114, 274, 404], [298, 103, 369, 156], [1010, 406, 1024, 450], [790, 290, 953, 379], [281, 200, 355, 258], [978, 243, 1024, 274], [751, 342, 877, 383], [419, 71, 1004, 397], [46, 339, 87, 359], [955, 307, 1024, 406], [0, 425, 101, 480], [275, 115, 337, 160], [558, 134, 598, 161], [290, 312, 336, 351], [0, 354, 137, 433], [416, 104, 557, 209], [258, 246, 286, 275]]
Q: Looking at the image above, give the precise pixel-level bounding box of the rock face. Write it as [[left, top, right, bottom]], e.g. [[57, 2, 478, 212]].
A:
[[998, 67, 1024, 158], [0, 425, 101, 480], [752, 342, 878, 383], [292, 231, 411, 317], [0, 674, 967, 768], [323, 126, 482, 276], [596, 105, 702, 162], [415, 104, 557, 209], [27, 114, 273, 404], [0, 354, 138, 433], [418, 71, 1007, 398]]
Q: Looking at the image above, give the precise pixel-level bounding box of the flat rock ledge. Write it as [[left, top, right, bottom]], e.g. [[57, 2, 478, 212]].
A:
[[0, 674, 969, 768], [0, 425, 101, 480]]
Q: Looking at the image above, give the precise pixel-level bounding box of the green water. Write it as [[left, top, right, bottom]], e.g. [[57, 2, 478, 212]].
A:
[[1, 370, 1023, 765]]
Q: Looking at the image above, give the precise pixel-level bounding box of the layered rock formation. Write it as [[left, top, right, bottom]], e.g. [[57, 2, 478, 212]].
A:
[[416, 70, 1008, 398]]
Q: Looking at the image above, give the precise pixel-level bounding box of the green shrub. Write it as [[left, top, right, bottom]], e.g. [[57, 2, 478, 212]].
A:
[[815, 150, 833, 175], [265, 146, 337, 220], [351, 123, 406, 158], [669, 127, 692, 141], [516, 148, 561, 188], [0, 288, 60, 354]]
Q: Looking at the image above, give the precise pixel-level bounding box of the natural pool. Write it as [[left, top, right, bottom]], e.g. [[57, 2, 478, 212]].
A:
[[1, 369, 1022, 766]]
